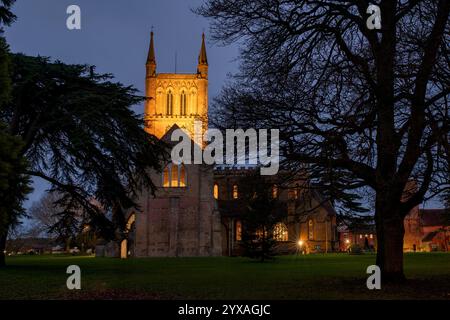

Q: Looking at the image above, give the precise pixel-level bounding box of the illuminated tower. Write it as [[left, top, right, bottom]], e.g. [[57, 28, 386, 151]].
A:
[[144, 32, 208, 140]]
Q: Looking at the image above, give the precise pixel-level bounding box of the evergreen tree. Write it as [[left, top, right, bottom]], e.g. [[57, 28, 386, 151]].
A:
[[0, 1, 31, 266], [240, 174, 286, 262], [0, 53, 166, 266]]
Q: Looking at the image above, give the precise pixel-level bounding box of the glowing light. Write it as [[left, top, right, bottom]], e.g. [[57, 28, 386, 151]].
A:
[[345, 239, 350, 244], [298, 240, 304, 246]]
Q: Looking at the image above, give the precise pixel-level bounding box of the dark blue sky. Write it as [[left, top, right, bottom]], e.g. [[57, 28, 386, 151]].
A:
[[3, 1, 443, 211], [4, 0, 239, 209]]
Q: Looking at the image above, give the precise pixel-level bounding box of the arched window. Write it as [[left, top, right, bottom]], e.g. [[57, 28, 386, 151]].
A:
[[166, 90, 173, 115], [294, 183, 300, 199], [273, 223, 288, 241], [232, 184, 238, 199], [213, 184, 219, 199], [156, 88, 163, 114], [272, 184, 278, 199], [162, 164, 187, 188], [308, 219, 314, 240], [180, 90, 187, 116], [235, 220, 242, 241], [179, 165, 186, 187], [190, 89, 198, 114], [163, 166, 170, 187], [171, 164, 178, 186]]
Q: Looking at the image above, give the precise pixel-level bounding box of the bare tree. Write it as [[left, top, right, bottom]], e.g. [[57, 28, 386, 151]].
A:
[[197, 0, 450, 281], [29, 192, 81, 251], [28, 192, 61, 238]]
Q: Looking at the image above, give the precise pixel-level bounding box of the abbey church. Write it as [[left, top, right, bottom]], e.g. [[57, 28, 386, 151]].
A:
[[105, 33, 339, 258]]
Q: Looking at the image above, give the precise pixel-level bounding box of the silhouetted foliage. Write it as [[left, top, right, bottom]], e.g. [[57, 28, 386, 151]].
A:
[[239, 174, 286, 262], [0, 2, 31, 266], [198, 0, 450, 280], [0, 54, 166, 266], [0, 0, 16, 27]]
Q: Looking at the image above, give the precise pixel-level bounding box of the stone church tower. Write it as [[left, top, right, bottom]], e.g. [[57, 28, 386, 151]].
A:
[[132, 32, 222, 257], [144, 32, 208, 140]]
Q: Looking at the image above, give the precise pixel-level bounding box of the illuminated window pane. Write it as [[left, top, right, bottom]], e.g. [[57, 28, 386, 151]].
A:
[[179, 165, 186, 187], [213, 184, 219, 199], [171, 164, 178, 187], [163, 167, 170, 187], [272, 184, 278, 199], [180, 91, 187, 116], [166, 90, 173, 115], [235, 220, 242, 241], [232, 185, 238, 199], [369, 234, 373, 239], [273, 223, 288, 241], [295, 184, 300, 199]]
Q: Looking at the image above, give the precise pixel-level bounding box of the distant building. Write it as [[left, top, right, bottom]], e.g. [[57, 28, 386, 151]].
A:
[[215, 169, 338, 256], [404, 209, 450, 252], [6, 238, 53, 255], [338, 225, 376, 252], [338, 208, 450, 252]]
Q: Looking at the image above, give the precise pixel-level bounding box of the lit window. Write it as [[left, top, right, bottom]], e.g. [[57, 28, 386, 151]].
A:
[[255, 229, 268, 239], [162, 164, 186, 188], [213, 184, 219, 199], [171, 164, 178, 186], [166, 90, 173, 115], [365, 234, 368, 238], [163, 167, 170, 187], [180, 91, 187, 115], [235, 220, 242, 241], [232, 185, 238, 199], [295, 184, 300, 199], [308, 219, 314, 240], [359, 234, 363, 239], [273, 223, 288, 241], [179, 165, 186, 187], [369, 234, 373, 239], [272, 184, 278, 199]]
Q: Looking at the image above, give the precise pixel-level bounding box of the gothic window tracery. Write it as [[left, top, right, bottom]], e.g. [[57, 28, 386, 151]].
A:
[[180, 90, 187, 116], [166, 90, 173, 115], [163, 164, 187, 188]]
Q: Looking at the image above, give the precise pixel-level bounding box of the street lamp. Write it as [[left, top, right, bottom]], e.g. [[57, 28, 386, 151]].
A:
[[297, 240, 305, 255]]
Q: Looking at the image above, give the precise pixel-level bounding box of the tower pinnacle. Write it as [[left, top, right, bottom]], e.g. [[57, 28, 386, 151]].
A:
[[198, 33, 208, 65], [146, 31, 156, 78], [197, 33, 208, 78]]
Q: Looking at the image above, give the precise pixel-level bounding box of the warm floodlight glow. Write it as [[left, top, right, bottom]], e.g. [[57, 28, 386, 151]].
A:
[[345, 239, 350, 244], [298, 240, 304, 246]]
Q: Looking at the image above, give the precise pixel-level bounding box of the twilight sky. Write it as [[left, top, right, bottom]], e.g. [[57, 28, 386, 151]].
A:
[[4, 0, 239, 209], [3, 1, 443, 212]]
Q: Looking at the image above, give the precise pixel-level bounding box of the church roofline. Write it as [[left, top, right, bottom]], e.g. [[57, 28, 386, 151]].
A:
[[156, 73, 199, 78]]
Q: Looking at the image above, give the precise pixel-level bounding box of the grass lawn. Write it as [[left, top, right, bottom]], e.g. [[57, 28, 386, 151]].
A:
[[1, 253, 449, 300]]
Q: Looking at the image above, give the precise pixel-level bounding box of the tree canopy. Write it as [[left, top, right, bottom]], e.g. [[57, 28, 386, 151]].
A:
[[0, 0, 31, 267], [0, 54, 166, 265]]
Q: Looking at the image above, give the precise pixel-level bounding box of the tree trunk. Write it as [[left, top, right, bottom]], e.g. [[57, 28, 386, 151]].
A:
[[0, 232, 7, 267], [375, 199, 406, 283]]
